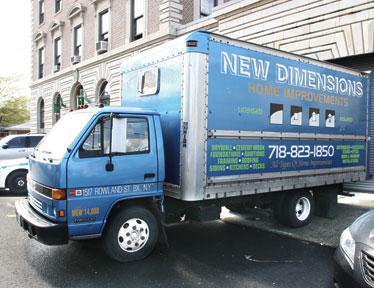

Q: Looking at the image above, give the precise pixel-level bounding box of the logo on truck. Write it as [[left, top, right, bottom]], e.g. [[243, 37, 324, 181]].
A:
[[221, 51, 364, 98]]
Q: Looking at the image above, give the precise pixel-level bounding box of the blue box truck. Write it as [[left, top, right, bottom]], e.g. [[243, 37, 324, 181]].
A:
[[15, 31, 371, 262]]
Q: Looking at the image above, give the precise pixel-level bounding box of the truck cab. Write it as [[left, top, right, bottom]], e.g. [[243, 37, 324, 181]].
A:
[[16, 107, 165, 262]]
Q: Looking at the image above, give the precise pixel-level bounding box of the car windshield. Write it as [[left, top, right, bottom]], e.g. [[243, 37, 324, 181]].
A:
[[35, 110, 95, 160]]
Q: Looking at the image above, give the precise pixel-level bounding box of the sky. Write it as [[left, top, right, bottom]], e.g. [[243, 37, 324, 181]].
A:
[[0, 1, 31, 79]]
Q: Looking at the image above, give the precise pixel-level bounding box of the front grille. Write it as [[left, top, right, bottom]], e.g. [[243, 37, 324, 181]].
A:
[[361, 251, 374, 286], [30, 180, 52, 198], [29, 194, 42, 211]]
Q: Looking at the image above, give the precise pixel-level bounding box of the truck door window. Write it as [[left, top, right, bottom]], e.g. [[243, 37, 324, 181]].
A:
[[325, 110, 335, 128], [270, 103, 283, 125], [309, 108, 320, 127], [112, 117, 149, 154], [79, 118, 111, 158], [290, 106, 302, 126]]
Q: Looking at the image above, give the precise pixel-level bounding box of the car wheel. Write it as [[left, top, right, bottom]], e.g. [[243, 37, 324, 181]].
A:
[[7, 171, 27, 194], [103, 206, 159, 262], [278, 190, 314, 228]]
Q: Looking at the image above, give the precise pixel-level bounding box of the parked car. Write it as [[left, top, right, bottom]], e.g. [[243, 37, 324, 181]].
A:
[[0, 158, 29, 194], [334, 210, 374, 288], [0, 134, 44, 161]]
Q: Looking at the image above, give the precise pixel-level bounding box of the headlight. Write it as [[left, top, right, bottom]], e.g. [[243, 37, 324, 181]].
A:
[[340, 228, 356, 269]]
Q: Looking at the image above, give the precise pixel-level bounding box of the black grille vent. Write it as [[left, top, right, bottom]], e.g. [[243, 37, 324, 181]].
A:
[[31, 181, 52, 198], [361, 251, 374, 286]]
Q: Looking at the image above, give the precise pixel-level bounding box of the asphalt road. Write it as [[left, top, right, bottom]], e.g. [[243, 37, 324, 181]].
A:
[[0, 196, 335, 288]]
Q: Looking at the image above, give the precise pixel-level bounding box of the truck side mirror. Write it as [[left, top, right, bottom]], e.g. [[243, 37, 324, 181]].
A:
[[2, 144, 8, 149]]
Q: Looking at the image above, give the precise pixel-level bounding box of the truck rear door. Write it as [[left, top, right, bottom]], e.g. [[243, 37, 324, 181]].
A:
[[66, 113, 160, 237]]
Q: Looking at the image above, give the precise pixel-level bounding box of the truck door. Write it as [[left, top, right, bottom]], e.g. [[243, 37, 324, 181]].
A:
[[66, 114, 159, 237]]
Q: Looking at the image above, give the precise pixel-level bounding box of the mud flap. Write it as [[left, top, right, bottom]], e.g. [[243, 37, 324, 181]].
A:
[[314, 185, 340, 219]]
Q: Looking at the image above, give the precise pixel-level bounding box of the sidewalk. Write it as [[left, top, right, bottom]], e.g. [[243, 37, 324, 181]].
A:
[[222, 193, 374, 248]]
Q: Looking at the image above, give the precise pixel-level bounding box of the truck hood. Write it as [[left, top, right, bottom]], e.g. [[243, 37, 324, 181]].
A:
[[29, 156, 66, 188], [350, 210, 374, 247]]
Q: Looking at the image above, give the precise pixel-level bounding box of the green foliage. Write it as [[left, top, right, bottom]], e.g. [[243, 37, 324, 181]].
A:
[[0, 97, 30, 127], [0, 75, 30, 127]]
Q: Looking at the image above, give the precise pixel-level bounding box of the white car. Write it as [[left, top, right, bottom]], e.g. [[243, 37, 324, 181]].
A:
[[0, 158, 29, 194], [0, 134, 44, 161]]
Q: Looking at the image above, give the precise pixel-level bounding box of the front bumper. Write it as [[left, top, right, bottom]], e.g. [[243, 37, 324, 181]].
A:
[[15, 198, 68, 245]]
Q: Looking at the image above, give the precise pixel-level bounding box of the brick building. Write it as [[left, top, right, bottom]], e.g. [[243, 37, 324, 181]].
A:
[[31, 0, 374, 136]]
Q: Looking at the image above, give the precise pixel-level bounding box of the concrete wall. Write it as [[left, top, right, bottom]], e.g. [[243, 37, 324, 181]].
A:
[[178, 0, 374, 60]]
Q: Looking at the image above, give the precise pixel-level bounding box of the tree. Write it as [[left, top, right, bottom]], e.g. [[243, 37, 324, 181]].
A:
[[0, 97, 30, 127], [0, 74, 30, 127]]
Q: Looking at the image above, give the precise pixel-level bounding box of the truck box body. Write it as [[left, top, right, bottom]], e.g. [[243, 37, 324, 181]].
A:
[[121, 31, 371, 201]]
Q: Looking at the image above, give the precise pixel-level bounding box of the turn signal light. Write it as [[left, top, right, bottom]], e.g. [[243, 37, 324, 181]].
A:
[[58, 210, 65, 217], [52, 189, 66, 200]]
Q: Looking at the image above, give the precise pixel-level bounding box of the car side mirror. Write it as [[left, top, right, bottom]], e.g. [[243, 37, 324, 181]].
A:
[[2, 144, 8, 149]]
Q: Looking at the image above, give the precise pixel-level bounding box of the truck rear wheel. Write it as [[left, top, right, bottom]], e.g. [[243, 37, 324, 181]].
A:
[[103, 206, 159, 262], [276, 190, 314, 228]]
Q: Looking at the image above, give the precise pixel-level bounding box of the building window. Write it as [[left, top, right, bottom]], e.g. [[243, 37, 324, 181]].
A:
[[72, 84, 85, 110], [54, 37, 61, 72], [98, 9, 109, 42], [53, 93, 65, 124], [39, 0, 45, 24], [55, 0, 62, 13], [39, 98, 45, 132], [73, 25, 82, 57], [98, 80, 110, 106], [131, 0, 144, 41], [38, 47, 44, 79], [200, 0, 218, 17]]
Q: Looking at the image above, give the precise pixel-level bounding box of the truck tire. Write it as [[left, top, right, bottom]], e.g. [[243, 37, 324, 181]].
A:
[[281, 190, 314, 228], [6, 171, 27, 194], [103, 206, 159, 262]]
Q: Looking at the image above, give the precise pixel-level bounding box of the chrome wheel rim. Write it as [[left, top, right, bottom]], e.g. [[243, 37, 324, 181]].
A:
[[295, 197, 311, 221], [118, 218, 149, 253], [16, 178, 25, 187]]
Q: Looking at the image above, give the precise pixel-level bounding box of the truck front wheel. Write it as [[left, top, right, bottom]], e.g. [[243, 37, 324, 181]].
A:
[[103, 206, 159, 262]]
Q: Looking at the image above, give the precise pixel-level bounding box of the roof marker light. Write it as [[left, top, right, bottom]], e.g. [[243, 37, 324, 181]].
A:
[[186, 40, 198, 47]]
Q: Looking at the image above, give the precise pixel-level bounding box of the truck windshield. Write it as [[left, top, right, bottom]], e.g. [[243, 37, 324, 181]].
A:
[[35, 111, 95, 160]]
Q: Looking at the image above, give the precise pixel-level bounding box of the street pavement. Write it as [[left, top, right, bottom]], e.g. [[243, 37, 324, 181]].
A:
[[222, 193, 374, 248], [0, 196, 335, 288]]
